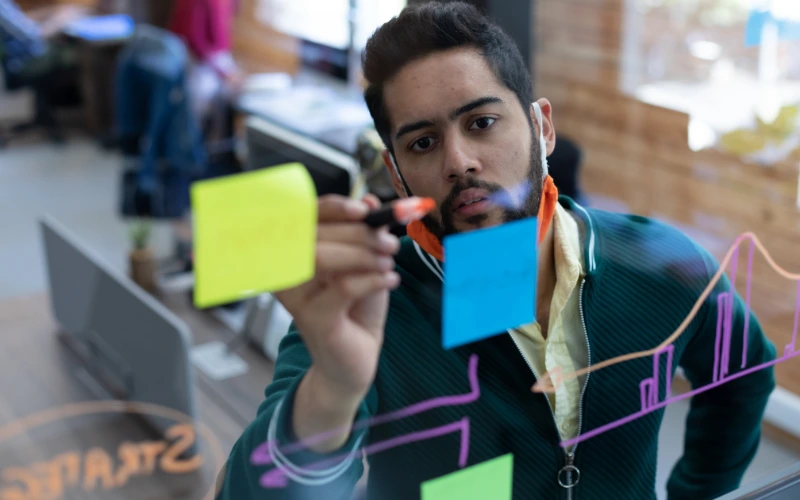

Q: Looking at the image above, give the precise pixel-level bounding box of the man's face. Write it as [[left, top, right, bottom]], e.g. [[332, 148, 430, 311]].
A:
[[382, 47, 554, 241]]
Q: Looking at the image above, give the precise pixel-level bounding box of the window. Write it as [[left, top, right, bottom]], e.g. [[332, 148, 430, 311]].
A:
[[621, 0, 800, 158], [255, 0, 405, 51]]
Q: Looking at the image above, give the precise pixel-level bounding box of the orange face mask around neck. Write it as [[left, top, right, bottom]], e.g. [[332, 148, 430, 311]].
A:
[[405, 175, 558, 263]]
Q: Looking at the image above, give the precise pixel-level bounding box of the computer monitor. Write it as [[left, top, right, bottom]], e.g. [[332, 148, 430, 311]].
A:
[[40, 215, 197, 439], [255, 0, 406, 82]]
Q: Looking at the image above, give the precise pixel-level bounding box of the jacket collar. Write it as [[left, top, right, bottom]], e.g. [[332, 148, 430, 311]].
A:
[[558, 196, 598, 274]]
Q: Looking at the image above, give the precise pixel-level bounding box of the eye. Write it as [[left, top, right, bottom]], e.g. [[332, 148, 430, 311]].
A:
[[410, 136, 437, 153], [469, 117, 496, 131]]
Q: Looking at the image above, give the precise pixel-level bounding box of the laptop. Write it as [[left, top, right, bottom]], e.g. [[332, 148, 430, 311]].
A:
[[40, 215, 197, 439]]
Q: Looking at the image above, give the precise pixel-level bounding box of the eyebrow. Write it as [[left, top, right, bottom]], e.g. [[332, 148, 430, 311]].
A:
[[393, 96, 504, 142], [449, 96, 503, 121]]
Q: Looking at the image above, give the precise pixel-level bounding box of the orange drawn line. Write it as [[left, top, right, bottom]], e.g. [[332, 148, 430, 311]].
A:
[[532, 232, 800, 394]]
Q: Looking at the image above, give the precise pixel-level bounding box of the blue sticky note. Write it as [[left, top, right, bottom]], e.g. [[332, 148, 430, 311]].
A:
[[442, 218, 537, 349]]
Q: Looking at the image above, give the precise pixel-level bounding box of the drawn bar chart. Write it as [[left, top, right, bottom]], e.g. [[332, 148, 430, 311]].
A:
[[639, 345, 674, 412], [560, 235, 800, 449]]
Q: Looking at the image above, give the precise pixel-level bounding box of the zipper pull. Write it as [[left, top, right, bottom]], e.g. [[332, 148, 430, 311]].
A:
[[558, 452, 580, 490]]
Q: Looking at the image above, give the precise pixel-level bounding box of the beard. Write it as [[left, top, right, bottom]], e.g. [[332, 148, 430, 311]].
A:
[[419, 137, 544, 243]]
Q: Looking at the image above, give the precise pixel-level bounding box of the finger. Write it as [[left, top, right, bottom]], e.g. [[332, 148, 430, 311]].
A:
[[316, 242, 395, 275], [318, 224, 400, 255], [313, 271, 400, 309], [318, 195, 369, 223], [361, 193, 381, 210], [273, 275, 324, 309]]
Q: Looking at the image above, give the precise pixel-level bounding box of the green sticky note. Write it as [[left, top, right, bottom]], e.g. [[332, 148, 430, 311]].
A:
[[421, 454, 513, 500], [191, 163, 317, 308]]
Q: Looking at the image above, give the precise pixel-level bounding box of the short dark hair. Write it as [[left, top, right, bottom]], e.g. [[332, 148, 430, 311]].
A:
[[362, 1, 533, 153]]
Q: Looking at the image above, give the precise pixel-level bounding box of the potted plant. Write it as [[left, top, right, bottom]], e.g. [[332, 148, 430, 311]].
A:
[[129, 219, 156, 293]]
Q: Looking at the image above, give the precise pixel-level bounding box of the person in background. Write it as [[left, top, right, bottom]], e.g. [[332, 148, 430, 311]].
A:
[[0, 0, 86, 139], [217, 3, 776, 500], [0, 0, 86, 73], [168, 0, 244, 126]]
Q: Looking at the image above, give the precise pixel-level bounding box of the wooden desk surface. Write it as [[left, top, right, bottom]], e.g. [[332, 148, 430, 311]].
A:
[[0, 293, 273, 499]]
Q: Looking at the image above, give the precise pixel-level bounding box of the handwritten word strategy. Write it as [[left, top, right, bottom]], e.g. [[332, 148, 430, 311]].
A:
[[0, 423, 202, 500], [0, 400, 225, 500]]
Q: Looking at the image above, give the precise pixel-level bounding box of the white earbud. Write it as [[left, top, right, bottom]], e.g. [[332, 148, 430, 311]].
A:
[[532, 102, 549, 179], [389, 153, 409, 196]]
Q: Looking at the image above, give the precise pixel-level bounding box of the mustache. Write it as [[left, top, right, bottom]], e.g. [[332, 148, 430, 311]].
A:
[[442, 178, 532, 213]]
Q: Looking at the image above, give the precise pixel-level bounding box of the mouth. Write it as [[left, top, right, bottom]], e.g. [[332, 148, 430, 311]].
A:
[[452, 188, 492, 217]]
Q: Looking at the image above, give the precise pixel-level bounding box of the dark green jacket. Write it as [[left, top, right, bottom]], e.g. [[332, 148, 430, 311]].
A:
[[218, 197, 776, 500]]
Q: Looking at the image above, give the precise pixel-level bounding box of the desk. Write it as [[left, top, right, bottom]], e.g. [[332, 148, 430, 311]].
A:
[[0, 293, 272, 499], [716, 461, 800, 500], [238, 70, 370, 196]]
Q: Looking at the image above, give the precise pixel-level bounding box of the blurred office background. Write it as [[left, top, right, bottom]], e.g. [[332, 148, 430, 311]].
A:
[[1, 0, 799, 498]]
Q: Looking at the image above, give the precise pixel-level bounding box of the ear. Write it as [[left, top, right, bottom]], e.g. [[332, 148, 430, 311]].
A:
[[381, 149, 409, 198], [530, 98, 557, 156]]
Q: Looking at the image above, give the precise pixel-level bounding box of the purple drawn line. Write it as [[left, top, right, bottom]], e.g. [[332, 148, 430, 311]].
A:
[[713, 292, 734, 383], [713, 293, 725, 382], [742, 240, 755, 368], [649, 350, 659, 407], [251, 355, 479, 466], [662, 345, 674, 398], [718, 294, 728, 380], [639, 379, 653, 411], [555, 232, 800, 449], [790, 281, 800, 357], [561, 349, 800, 449], [260, 417, 471, 488], [368, 355, 479, 427], [721, 293, 733, 379], [640, 346, 675, 411], [723, 246, 739, 378]]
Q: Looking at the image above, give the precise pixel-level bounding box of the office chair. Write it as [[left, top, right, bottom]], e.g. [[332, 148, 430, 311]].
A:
[[0, 42, 79, 147], [549, 136, 587, 205]]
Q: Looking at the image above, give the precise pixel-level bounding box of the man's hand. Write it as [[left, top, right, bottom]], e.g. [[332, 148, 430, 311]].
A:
[[223, 69, 246, 94], [274, 194, 400, 452]]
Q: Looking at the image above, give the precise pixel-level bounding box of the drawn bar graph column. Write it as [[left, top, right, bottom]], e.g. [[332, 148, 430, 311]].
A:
[[713, 291, 736, 383], [786, 280, 800, 358], [718, 246, 740, 380], [741, 240, 755, 368], [639, 345, 674, 411]]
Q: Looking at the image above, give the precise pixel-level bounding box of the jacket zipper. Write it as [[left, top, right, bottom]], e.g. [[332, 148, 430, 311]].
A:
[[568, 278, 592, 500], [509, 278, 591, 500]]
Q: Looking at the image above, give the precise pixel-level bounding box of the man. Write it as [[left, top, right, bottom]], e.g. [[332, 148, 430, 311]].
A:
[[218, 3, 776, 499]]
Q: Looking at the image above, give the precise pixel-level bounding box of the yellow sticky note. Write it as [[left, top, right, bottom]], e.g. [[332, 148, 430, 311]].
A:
[[421, 454, 513, 500], [191, 163, 317, 308]]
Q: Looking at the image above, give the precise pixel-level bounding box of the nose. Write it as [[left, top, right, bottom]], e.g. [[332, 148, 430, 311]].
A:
[[442, 134, 482, 181]]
